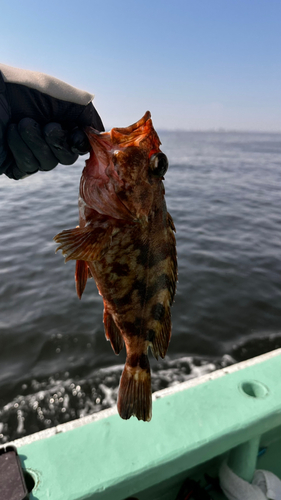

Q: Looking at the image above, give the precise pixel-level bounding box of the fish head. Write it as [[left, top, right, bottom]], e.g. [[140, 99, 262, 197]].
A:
[[81, 111, 168, 222]]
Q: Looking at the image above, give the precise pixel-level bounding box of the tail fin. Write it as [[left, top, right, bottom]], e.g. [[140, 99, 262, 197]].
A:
[[117, 354, 152, 422]]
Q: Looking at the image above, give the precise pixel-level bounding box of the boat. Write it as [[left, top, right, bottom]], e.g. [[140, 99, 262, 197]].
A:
[[1, 348, 281, 499]]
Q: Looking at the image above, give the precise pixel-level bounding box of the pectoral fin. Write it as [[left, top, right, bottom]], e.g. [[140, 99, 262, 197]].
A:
[[54, 226, 112, 262], [75, 260, 88, 299]]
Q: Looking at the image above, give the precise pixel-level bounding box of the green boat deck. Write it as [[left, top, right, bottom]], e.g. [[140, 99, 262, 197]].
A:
[[3, 349, 281, 499]]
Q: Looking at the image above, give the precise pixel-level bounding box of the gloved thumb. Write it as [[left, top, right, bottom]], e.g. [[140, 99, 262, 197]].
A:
[[0, 76, 11, 173], [69, 127, 91, 155]]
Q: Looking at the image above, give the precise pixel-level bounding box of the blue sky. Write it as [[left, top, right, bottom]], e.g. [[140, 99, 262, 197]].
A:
[[1, 0, 280, 131]]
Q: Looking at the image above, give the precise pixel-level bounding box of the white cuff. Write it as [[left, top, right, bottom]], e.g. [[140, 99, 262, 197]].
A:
[[0, 63, 94, 106]]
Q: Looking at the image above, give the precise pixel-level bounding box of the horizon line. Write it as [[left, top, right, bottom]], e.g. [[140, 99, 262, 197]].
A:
[[103, 125, 281, 134]]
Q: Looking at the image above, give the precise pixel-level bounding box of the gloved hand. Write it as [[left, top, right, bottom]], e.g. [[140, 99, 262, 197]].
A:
[[0, 64, 104, 180]]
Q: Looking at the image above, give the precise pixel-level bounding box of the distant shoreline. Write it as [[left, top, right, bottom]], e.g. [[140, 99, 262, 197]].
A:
[[104, 126, 281, 135]]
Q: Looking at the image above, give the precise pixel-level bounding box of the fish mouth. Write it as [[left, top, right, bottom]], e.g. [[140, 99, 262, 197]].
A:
[[110, 111, 152, 139], [110, 111, 161, 150], [85, 111, 160, 151]]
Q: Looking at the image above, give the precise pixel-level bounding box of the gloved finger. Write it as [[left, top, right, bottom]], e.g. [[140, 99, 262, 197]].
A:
[[69, 127, 90, 155], [76, 101, 105, 132], [18, 118, 58, 171], [44, 123, 79, 165], [4, 158, 30, 180], [7, 123, 40, 175]]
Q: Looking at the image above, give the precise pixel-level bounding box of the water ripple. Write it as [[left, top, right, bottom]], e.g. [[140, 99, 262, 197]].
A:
[[1, 131, 281, 441]]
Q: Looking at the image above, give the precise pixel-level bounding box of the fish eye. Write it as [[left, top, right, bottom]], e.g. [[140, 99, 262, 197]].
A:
[[149, 153, 168, 177]]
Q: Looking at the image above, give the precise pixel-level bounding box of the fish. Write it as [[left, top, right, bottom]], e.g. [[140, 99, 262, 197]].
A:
[[54, 111, 177, 421]]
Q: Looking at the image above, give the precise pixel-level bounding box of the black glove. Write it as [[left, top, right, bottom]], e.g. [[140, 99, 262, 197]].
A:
[[0, 65, 104, 180]]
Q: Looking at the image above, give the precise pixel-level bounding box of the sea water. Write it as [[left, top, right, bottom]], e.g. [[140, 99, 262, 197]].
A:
[[0, 130, 280, 443]]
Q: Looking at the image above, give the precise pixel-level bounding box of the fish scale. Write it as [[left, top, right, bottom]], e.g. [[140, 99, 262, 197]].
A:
[[54, 112, 177, 421]]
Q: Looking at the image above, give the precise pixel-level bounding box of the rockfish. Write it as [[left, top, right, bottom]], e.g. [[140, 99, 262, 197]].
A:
[[54, 112, 177, 421]]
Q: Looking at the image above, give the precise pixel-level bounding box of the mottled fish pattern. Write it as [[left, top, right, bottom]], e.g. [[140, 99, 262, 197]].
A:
[[54, 112, 177, 421]]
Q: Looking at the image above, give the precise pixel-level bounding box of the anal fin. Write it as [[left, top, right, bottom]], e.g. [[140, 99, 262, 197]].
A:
[[150, 308, 171, 360], [104, 309, 124, 355]]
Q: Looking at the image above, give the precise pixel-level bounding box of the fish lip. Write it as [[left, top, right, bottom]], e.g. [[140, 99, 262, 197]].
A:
[[84, 127, 111, 148], [84, 126, 101, 137], [85, 111, 159, 150], [109, 111, 160, 149], [112, 111, 151, 135]]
